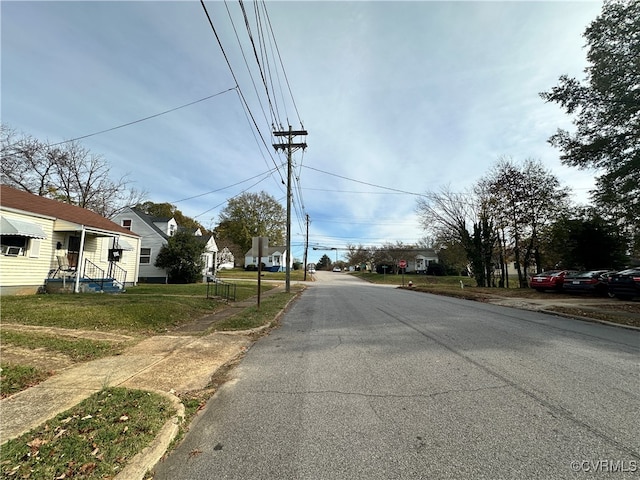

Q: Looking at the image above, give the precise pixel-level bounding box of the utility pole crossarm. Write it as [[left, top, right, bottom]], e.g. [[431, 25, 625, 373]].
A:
[[273, 130, 308, 137], [272, 142, 307, 151]]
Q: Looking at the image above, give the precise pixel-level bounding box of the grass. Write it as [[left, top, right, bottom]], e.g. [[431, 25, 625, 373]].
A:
[[0, 387, 174, 479], [1, 330, 125, 362], [0, 281, 282, 400], [216, 268, 308, 281], [211, 286, 303, 331], [0, 281, 276, 334], [0, 281, 299, 478], [0, 363, 52, 398]]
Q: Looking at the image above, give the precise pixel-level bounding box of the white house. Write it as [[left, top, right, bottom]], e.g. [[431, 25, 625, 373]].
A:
[[0, 185, 140, 295], [112, 207, 218, 283], [194, 231, 218, 280], [411, 249, 439, 273], [244, 245, 292, 271]]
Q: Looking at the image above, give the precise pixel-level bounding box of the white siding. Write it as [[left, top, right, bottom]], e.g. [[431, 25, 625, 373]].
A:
[[0, 212, 55, 291], [112, 208, 168, 282]]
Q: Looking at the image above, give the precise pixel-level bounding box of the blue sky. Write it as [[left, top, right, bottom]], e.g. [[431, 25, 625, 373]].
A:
[[2, 1, 603, 263]]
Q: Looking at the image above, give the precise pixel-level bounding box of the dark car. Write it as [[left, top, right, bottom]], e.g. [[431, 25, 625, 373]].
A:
[[562, 270, 616, 296], [607, 268, 640, 300], [530, 270, 575, 291]]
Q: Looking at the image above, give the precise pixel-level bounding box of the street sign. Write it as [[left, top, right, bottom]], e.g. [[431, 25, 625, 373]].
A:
[[399, 260, 407, 269]]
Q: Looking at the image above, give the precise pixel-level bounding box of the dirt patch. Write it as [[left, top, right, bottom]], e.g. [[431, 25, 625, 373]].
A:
[[0, 345, 74, 372], [0, 323, 135, 343], [0, 324, 137, 373]]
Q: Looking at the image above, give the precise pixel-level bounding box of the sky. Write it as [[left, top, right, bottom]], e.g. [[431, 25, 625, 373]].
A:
[[1, 0, 604, 264]]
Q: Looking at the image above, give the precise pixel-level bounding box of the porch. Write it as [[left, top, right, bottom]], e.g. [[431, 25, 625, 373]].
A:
[[46, 257, 128, 294]]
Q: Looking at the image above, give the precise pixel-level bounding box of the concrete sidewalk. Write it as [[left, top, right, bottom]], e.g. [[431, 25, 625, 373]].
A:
[[0, 284, 290, 479]]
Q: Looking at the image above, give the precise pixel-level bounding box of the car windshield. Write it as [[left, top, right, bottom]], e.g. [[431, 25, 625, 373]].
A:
[[573, 271, 598, 278], [616, 268, 640, 275], [536, 271, 560, 277]]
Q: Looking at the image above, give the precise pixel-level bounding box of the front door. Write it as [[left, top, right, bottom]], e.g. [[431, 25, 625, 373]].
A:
[[68, 236, 81, 268]]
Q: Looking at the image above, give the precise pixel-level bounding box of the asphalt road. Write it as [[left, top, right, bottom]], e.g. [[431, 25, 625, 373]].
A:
[[153, 272, 639, 479]]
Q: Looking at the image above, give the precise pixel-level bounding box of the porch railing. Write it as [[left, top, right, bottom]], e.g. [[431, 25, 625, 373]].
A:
[[83, 258, 106, 291], [108, 261, 127, 290]]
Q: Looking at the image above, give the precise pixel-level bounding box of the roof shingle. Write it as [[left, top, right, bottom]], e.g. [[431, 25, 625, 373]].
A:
[[0, 185, 137, 236]]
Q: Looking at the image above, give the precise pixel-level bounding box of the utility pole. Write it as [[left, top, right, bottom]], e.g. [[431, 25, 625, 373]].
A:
[[303, 214, 309, 281], [273, 125, 307, 292]]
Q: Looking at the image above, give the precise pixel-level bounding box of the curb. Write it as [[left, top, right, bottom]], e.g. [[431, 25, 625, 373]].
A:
[[130, 284, 306, 477], [115, 390, 185, 480], [538, 308, 640, 331]]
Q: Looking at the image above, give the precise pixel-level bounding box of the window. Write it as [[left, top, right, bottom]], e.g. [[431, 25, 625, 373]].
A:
[[1, 236, 27, 256], [122, 219, 132, 230], [140, 248, 151, 264]]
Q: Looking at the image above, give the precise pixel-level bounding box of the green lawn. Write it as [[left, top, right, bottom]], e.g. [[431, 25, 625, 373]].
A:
[[0, 281, 275, 334]]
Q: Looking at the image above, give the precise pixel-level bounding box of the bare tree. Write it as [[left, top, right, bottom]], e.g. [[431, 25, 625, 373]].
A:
[[416, 186, 498, 287], [346, 243, 372, 269], [1, 125, 146, 218], [1, 125, 57, 196], [478, 157, 569, 287]]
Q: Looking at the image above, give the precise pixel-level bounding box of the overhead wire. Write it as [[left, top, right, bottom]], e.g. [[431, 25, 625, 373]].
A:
[[222, 0, 273, 130], [261, 0, 303, 126], [238, 0, 279, 126], [200, 0, 285, 185], [170, 167, 280, 204], [193, 168, 275, 218], [48, 88, 236, 147], [302, 165, 427, 197], [200, 0, 308, 235]]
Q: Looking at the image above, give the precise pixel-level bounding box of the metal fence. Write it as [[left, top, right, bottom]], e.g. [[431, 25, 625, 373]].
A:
[[206, 277, 236, 303]]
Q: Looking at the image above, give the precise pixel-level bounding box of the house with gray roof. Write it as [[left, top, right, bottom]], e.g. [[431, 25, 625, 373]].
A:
[[112, 207, 218, 283]]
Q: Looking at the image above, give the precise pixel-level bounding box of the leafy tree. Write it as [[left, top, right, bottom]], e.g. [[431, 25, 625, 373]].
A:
[[540, 0, 640, 234], [1, 125, 146, 218], [154, 230, 206, 283], [316, 254, 332, 270], [435, 238, 468, 276], [215, 192, 285, 255], [540, 209, 628, 270], [135, 201, 206, 233]]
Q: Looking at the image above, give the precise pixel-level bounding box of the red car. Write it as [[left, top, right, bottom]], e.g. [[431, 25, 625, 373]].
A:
[[530, 270, 576, 292]]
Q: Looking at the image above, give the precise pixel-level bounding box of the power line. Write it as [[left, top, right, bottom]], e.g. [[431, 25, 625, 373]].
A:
[[170, 167, 279, 203], [200, 0, 285, 185], [48, 88, 236, 146], [193, 169, 274, 218], [260, 0, 303, 126], [302, 165, 427, 197]]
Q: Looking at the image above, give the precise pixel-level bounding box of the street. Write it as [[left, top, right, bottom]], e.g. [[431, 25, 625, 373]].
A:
[[153, 272, 639, 479]]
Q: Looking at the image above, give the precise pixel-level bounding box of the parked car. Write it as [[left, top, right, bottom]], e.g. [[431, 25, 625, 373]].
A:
[[332, 266, 342, 272], [562, 270, 616, 296], [530, 270, 576, 291], [607, 268, 640, 300]]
